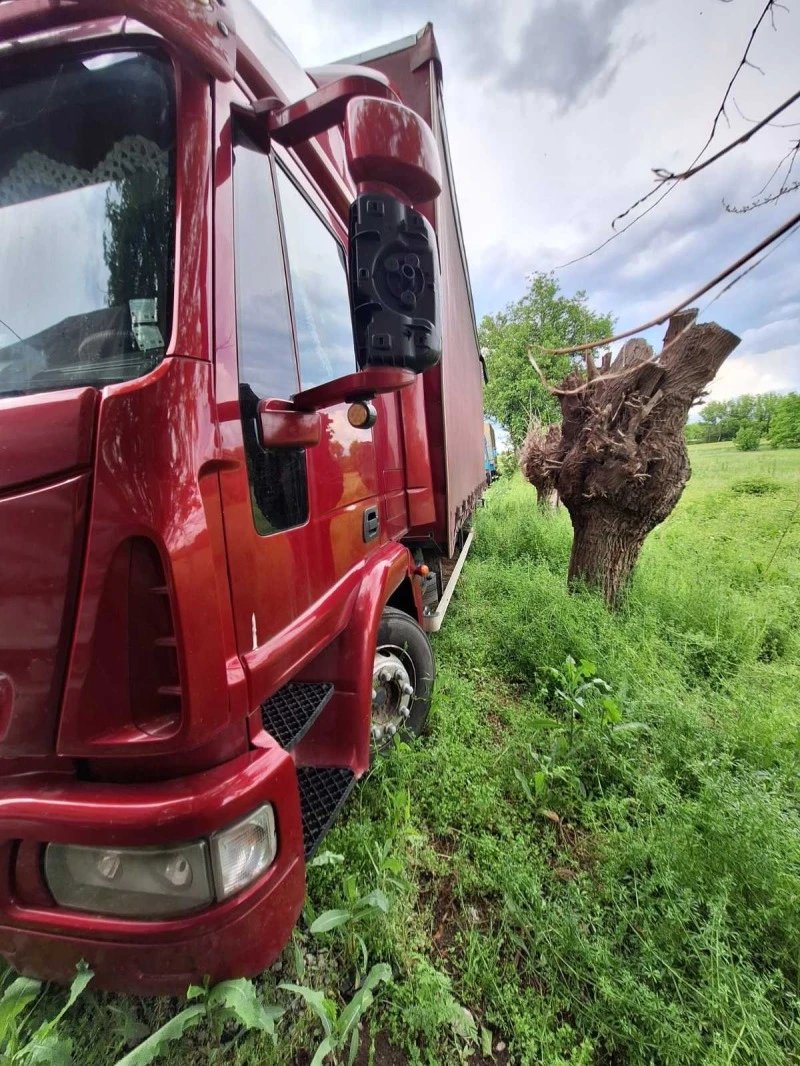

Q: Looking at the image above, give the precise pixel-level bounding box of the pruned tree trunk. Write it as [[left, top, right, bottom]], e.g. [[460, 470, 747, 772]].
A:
[[519, 421, 560, 508], [521, 310, 741, 606], [567, 505, 650, 604]]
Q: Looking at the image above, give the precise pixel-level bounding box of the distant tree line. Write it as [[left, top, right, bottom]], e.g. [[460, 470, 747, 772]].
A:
[[685, 392, 800, 450]]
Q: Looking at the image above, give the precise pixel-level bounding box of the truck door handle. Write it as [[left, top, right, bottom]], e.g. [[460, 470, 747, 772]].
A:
[[258, 399, 322, 449], [363, 506, 379, 542]]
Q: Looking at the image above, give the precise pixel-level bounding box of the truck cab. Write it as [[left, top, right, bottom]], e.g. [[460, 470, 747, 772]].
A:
[[0, 0, 484, 993]]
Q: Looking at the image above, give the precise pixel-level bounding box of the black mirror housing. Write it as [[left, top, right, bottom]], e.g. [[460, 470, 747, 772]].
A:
[[349, 193, 441, 374]]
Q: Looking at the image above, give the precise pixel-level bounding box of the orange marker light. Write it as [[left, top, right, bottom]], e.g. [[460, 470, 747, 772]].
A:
[[414, 565, 430, 577], [347, 401, 377, 429]]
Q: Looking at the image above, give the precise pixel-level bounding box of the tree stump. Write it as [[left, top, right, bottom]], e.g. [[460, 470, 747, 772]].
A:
[[520, 310, 741, 606]]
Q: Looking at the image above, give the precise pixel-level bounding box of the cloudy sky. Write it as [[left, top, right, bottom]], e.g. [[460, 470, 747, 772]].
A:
[[259, 0, 799, 409]]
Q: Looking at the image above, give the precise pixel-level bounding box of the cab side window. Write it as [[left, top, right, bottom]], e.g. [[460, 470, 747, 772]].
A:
[[276, 168, 356, 389], [233, 136, 307, 535]]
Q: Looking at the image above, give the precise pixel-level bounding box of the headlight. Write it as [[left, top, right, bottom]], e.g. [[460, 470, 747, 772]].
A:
[[43, 803, 278, 918], [210, 805, 277, 900], [44, 840, 213, 918]]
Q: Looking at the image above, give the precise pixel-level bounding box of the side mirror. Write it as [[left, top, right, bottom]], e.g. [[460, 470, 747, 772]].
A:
[[344, 96, 442, 374], [343, 96, 442, 205], [260, 83, 444, 375], [267, 82, 442, 205], [349, 194, 441, 373]]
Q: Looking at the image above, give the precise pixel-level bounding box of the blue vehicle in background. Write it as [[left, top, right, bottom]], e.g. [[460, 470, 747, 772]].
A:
[[484, 421, 499, 485]]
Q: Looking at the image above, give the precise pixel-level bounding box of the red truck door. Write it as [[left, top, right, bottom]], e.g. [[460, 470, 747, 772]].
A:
[[214, 88, 380, 709]]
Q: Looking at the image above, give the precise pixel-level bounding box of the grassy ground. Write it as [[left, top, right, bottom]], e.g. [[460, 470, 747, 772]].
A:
[[23, 444, 800, 1064]]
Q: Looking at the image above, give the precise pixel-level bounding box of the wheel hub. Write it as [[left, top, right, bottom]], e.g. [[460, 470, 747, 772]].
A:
[[371, 650, 414, 742]]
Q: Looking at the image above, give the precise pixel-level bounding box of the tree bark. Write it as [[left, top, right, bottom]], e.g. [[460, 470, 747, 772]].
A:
[[567, 506, 649, 607], [521, 312, 740, 607]]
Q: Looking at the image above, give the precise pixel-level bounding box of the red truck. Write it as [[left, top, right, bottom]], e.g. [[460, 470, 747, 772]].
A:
[[0, 0, 485, 993]]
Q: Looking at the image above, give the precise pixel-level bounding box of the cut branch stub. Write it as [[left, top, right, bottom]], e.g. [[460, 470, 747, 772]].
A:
[[520, 312, 740, 606], [662, 307, 698, 346]]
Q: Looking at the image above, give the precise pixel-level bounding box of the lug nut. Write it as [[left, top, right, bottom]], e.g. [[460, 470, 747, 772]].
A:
[[380, 669, 392, 684], [386, 724, 397, 737], [401, 707, 411, 719], [371, 725, 384, 740], [401, 683, 414, 697], [371, 689, 378, 702]]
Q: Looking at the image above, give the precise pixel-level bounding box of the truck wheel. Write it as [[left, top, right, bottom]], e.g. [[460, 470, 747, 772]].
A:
[[371, 607, 435, 750]]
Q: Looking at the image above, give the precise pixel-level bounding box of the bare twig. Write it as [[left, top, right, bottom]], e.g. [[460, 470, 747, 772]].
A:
[[652, 90, 800, 186], [538, 206, 800, 355], [784, 139, 800, 187], [725, 138, 800, 211], [0, 316, 21, 342], [532, 214, 800, 398], [725, 179, 800, 211], [702, 217, 800, 300], [753, 139, 800, 197], [734, 95, 800, 127], [555, 185, 676, 269], [664, 0, 782, 170], [557, 0, 788, 269]]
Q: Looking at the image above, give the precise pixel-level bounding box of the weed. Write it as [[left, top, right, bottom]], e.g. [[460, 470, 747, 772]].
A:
[[731, 475, 783, 495], [0, 963, 91, 1064], [116, 978, 284, 1065], [280, 963, 391, 1066]]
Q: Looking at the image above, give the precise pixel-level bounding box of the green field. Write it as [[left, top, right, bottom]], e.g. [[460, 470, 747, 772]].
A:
[[11, 443, 800, 1065]]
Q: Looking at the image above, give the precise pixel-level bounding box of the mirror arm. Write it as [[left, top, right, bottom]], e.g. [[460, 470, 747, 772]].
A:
[[292, 369, 415, 413], [263, 76, 395, 148]]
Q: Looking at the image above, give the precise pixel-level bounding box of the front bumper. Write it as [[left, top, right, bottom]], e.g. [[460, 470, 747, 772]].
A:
[[0, 744, 306, 994]]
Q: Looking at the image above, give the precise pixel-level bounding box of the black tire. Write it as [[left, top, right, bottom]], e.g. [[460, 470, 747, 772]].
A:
[[375, 607, 435, 741]]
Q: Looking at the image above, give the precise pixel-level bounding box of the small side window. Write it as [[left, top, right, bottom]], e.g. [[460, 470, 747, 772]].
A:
[[276, 169, 356, 389], [233, 137, 307, 535]]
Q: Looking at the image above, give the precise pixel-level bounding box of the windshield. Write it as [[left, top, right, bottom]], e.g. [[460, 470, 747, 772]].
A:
[[0, 49, 176, 398]]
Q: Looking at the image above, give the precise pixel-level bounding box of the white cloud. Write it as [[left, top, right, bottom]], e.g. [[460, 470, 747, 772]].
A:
[[705, 347, 800, 404], [737, 317, 800, 357]]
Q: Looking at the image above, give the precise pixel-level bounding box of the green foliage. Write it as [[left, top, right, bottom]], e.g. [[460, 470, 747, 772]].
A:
[[479, 273, 614, 447], [769, 392, 800, 447], [280, 964, 391, 1066], [684, 422, 706, 444], [0, 964, 92, 1065], [113, 1006, 206, 1066], [734, 424, 761, 451], [697, 392, 781, 444], [115, 978, 283, 1066], [731, 475, 783, 496], [496, 449, 518, 478], [309, 888, 390, 936], [388, 957, 477, 1056]]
